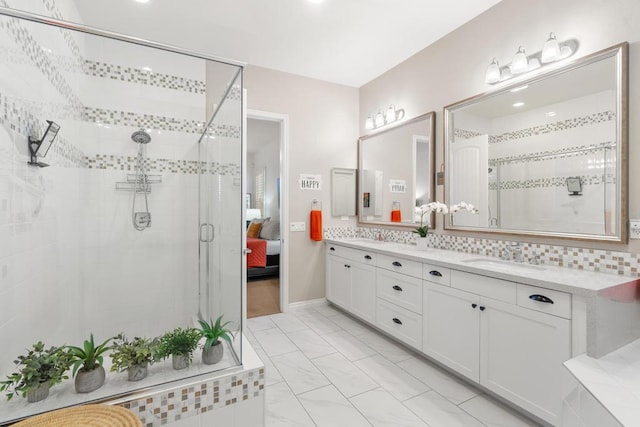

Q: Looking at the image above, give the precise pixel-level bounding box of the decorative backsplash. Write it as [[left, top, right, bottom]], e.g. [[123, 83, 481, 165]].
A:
[[324, 226, 640, 277]]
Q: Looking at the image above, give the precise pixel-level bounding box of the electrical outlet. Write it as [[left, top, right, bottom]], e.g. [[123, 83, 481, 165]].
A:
[[290, 222, 306, 232], [630, 220, 640, 239]]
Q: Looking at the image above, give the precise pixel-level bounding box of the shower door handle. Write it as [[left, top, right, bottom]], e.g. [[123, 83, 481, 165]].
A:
[[199, 223, 215, 242]]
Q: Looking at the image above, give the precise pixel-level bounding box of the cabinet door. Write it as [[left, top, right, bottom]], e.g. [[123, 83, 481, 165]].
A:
[[327, 256, 351, 309], [350, 262, 376, 323], [479, 297, 570, 426], [422, 283, 480, 382]]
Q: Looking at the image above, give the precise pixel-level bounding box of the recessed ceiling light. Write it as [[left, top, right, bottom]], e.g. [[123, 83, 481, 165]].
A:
[[512, 102, 525, 107], [308, 0, 325, 3], [546, 111, 557, 117], [135, 0, 150, 3]]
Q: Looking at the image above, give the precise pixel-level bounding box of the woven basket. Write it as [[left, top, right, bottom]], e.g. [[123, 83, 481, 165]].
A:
[[12, 404, 142, 427]]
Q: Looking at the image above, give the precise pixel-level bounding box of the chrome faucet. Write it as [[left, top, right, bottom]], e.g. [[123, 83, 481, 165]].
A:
[[506, 243, 524, 263]]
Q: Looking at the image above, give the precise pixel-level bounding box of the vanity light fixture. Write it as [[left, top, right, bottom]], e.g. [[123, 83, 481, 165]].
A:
[[365, 116, 374, 130], [374, 111, 385, 128], [385, 105, 397, 123], [365, 105, 405, 130], [484, 33, 578, 84]]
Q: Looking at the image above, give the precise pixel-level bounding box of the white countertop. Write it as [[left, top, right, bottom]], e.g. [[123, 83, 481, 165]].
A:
[[564, 338, 640, 426], [325, 238, 636, 297]]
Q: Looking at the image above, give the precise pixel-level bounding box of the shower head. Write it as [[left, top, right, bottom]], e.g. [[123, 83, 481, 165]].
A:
[[131, 130, 151, 144]]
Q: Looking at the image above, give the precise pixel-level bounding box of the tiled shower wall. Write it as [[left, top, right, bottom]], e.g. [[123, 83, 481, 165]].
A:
[[0, 1, 241, 387]]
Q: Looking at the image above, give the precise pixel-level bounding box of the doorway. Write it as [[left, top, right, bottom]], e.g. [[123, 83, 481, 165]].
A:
[[246, 110, 289, 318]]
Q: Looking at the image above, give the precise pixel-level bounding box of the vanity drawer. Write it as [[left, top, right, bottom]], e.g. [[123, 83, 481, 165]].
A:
[[377, 253, 422, 279], [375, 298, 422, 351], [326, 244, 377, 265], [450, 270, 517, 304], [517, 284, 571, 319], [422, 263, 451, 286], [377, 269, 422, 314]]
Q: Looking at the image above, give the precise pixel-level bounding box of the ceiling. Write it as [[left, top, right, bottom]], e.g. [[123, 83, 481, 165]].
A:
[[72, 0, 502, 87]]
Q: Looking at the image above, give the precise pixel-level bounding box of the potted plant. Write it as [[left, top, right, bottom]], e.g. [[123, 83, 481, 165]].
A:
[[110, 333, 160, 381], [197, 315, 234, 365], [413, 201, 478, 249], [67, 333, 113, 393], [0, 341, 73, 403], [159, 327, 201, 370]]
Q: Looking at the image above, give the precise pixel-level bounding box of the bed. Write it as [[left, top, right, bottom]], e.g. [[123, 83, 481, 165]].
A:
[[246, 219, 280, 279]]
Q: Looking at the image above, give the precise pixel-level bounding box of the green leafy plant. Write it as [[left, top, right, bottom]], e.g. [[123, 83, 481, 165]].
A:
[[197, 315, 234, 351], [67, 333, 113, 377], [0, 341, 73, 401], [159, 327, 201, 365], [110, 333, 161, 373]]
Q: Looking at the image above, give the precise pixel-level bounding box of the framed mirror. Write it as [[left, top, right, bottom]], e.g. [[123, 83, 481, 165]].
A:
[[358, 112, 435, 228], [331, 168, 356, 217], [444, 43, 628, 242]]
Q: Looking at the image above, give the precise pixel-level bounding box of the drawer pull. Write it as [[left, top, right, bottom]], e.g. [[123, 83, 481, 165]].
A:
[[471, 303, 477, 309], [330, 247, 335, 251], [364, 255, 372, 260], [392, 285, 403, 292], [429, 270, 442, 277], [392, 317, 403, 325], [479, 306, 486, 311], [529, 294, 554, 304], [392, 261, 402, 267]]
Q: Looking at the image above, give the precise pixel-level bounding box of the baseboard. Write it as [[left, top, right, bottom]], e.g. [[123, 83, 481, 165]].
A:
[[288, 298, 328, 310]]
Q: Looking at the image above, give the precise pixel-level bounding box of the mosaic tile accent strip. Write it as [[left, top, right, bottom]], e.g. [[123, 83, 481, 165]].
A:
[[488, 174, 612, 191], [83, 60, 206, 94], [328, 227, 640, 278], [117, 367, 264, 427], [489, 142, 616, 167], [84, 154, 240, 176], [453, 128, 482, 140]]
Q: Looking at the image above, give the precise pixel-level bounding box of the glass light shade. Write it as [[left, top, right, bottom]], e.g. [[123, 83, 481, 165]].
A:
[[485, 58, 501, 83], [365, 116, 374, 130], [385, 105, 396, 123], [374, 111, 384, 128], [510, 47, 529, 74], [541, 33, 561, 63]]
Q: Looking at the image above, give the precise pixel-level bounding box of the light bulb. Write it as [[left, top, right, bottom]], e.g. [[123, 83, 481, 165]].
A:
[[374, 111, 384, 128], [541, 32, 561, 63], [365, 116, 374, 130], [385, 105, 396, 123], [485, 58, 501, 83], [510, 47, 529, 74]]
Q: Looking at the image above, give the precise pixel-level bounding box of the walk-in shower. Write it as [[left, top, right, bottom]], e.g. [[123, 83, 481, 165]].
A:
[[131, 130, 152, 231], [0, 6, 244, 424]]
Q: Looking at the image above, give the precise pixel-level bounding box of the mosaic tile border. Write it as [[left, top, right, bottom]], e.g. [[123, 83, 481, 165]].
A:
[[117, 367, 264, 427], [488, 173, 612, 190], [85, 155, 241, 176], [489, 142, 616, 167], [324, 226, 640, 277]]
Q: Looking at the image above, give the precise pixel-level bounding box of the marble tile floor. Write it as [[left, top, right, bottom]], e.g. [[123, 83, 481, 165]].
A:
[[246, 303, 542, 427]]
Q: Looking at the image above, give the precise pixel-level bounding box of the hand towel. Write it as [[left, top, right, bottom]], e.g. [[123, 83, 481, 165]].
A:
[[391, 209, 402, 222], [310, 210, 323, 241]]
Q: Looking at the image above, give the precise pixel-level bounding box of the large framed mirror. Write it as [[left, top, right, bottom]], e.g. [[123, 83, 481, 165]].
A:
[[358, 112, 435, 228], [444, 43, 628, 242]]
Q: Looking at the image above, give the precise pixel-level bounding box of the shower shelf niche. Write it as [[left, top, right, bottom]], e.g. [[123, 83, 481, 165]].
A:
[[115, 174, 162, 193]]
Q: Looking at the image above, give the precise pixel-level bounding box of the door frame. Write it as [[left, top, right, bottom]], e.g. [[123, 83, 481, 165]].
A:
[[246, 108, 290, 315]]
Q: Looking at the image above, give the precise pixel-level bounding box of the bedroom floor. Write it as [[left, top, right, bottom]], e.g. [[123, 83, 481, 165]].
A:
[[248, 276, 281, 318]]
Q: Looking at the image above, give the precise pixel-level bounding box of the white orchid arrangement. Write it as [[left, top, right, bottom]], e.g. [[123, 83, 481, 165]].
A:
[[413, 201, 478, 237]]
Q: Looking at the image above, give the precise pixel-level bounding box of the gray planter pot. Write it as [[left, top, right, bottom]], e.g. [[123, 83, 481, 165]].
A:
[[27, 381, 50, 403], [202, 342, 224, 365], [75, 365, 106, 393], [127, 362, 148, 381], [172, 354, 189, 370]]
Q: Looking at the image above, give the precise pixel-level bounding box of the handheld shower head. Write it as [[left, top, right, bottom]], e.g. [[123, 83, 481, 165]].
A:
[[131, 130, 151, 144]]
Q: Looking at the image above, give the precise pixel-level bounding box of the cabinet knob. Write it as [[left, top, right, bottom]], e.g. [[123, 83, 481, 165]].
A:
[[429, 270, 443, 277], [392, 317, 403, 325], [392, 285, 403, 292], [392, 261, 402, 267], [529, 294, 554, 304], [479, 306, 486, 311], [364, 255, 372, 260], [330, 247, 335, 251], [471, 303, 477, 309]]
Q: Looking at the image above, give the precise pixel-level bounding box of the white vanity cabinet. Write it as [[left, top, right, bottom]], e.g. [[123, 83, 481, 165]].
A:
[[423, 270, 571, 425], [325, 244, 377, 323]]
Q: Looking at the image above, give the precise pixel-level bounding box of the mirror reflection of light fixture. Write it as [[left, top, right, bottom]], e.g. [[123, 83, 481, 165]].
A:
[[374, 111, 385, 128], [385, 105, 397, 123], [365, 116, 374, 130], [28, 120, 60, 167], [484, 33, 578, 84]]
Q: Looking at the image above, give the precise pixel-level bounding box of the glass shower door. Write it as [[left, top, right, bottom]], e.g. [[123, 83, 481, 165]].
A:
[[198, 65, 243, 364]]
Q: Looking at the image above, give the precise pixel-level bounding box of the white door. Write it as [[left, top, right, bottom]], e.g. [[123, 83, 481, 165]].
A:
[[350, 261, 376, 323], [479, 297, 570, 426], [449, 134, 489, 227], [326, 256, 351, 309], [422, 283, 480, 382]]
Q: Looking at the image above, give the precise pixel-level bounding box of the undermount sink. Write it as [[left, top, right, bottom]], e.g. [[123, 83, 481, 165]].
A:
[[345, 238, 386, 244], [462, 258, 546, 272]]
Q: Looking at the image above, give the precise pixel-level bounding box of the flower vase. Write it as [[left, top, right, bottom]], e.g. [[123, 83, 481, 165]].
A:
[[415, 236, 430, 250]]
